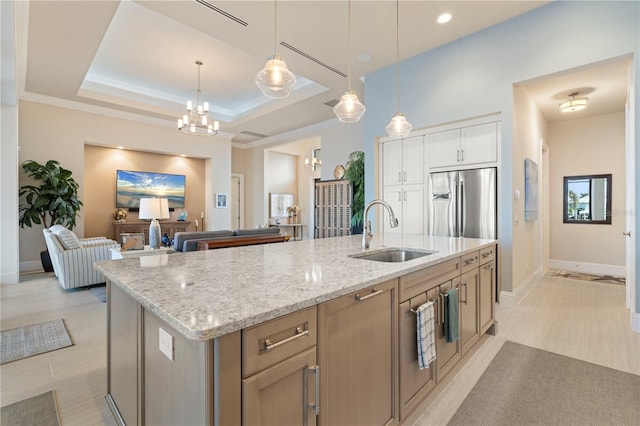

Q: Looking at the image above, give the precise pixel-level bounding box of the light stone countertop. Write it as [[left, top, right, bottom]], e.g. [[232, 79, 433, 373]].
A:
[[95, 235, 496, 342]]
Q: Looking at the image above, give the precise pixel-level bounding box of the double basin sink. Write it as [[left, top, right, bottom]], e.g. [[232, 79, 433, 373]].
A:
[[349, 247, 437, 263]]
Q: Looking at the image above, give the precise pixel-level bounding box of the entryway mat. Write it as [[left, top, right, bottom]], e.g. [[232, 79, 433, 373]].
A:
[[0, 390, 60, 426], [545, 269, 625, 285], [0, 319, 73, 364]]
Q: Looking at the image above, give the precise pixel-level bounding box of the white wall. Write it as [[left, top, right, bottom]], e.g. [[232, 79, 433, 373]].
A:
[[548, 112, 626, 274], [17, 100, 232, 270]]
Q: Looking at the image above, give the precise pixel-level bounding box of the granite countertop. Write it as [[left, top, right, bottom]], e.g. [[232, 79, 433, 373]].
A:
[[95, 234, 495, 342]]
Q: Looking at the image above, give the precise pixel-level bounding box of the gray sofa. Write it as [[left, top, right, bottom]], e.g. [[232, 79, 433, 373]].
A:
[[173, 227, 282, 252]]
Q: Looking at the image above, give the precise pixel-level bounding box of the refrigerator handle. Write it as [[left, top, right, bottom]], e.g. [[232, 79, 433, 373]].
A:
[[459, 180, 464, 237]]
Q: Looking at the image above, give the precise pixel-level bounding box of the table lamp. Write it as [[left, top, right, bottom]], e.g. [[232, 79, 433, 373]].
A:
[[138, 198, 170, 249]]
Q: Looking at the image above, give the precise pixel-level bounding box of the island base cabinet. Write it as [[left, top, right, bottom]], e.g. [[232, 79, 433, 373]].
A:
[[318, 279, 398, 426], [459, 267, 480, 356], [242, 348, 318, 426]]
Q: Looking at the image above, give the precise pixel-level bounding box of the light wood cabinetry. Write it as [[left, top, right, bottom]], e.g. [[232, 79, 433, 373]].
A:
[[429, 122, 498, 169], [479, 245, 497, 335], [113, 220, 192, 243], [459, 250, 480, 356], [318, 279, 398, 426]]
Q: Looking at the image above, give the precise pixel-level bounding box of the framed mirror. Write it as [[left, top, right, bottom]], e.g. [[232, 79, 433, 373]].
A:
[[269, 193, 294, 218], [563, 174, 612, 224]]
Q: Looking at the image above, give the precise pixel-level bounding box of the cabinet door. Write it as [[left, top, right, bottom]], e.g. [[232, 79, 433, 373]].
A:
[[403, 135, 424, 185], [383, 187, 404, 235], [382, 139, 403, 186], [243, 348, 318, 426], [403, 186, 424, 235], [460, 122, 497, 165], [434, 278, 460, 383], [318, 280, 397, 426], [398, 287, 438, 421], [459, 268, 479, 355], [479, 260, 496, 335], [429, 129, 460, 168]]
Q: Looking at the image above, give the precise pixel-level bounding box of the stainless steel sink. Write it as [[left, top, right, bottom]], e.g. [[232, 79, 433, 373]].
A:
[[349, 247, 437, 263]]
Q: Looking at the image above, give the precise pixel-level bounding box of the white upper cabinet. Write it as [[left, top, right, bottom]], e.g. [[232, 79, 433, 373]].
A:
[[429, 122, 498, 168], [382, 136, 424, 186]]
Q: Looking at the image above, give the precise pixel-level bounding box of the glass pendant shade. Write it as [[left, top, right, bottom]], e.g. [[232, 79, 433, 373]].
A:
[[334, 91, 366, 123], [559, 96, 588, 112], [385, 112, 413, 138], [255, 55, 296, 99]]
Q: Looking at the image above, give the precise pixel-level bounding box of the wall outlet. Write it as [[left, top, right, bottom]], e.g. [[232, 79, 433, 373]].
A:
[[159, 327, 174, 361]]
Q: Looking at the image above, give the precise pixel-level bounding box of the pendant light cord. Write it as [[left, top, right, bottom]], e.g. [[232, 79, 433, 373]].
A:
[[273, 0, 278, 55], [395, 0, 400, 112], [347, 0, 352, 91]]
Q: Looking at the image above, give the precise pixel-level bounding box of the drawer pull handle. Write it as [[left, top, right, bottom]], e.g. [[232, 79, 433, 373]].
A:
[[464, 256, 478, 266], [483, 264, 494, 270], [309, 365, 320, 415], [355, 288, 383, 301], [263, 326, 309, 352], [482, 251, 492, 258]]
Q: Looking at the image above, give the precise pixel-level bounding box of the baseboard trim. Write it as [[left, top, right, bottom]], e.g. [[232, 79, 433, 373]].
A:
[[20, 260, 44, 273], [631, 311, 640, 333], [549, 259, 625, 277], [0, 272, 20, 284], [500, 267, 542, 308]]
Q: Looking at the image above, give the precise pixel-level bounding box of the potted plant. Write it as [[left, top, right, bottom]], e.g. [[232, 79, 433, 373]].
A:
[[19, 160, 83, 271], [343, 151, 364, 234]]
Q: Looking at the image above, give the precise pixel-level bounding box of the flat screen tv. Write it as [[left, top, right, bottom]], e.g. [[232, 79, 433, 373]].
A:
[[116, 170, 185, 209]]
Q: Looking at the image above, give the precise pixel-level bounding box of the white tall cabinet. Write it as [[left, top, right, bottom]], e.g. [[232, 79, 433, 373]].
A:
[[381, 136, 425, 235], [380, 116, 500, 238]]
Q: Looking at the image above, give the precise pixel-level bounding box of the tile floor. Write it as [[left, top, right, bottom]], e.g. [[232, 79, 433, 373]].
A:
[[1, 272, 639, 425]]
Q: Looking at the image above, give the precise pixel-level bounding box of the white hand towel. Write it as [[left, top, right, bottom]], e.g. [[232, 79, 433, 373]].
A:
[[416, 301, 437, 370]]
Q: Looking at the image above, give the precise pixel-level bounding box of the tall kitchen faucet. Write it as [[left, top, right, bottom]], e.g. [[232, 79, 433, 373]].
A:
[[362, 199, 399, 250]]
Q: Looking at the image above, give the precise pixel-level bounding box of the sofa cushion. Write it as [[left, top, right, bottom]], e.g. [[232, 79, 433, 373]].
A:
[[50, 226, 81, 250], [172, 230, 234, 251], [234, 227, 281, 236]]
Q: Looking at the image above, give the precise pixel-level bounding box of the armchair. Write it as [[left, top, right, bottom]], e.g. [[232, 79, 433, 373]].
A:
[[43, 225, 120, 290]]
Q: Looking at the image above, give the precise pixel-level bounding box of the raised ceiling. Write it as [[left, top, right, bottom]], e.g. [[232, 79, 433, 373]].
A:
[[19, 0, 595, 145]]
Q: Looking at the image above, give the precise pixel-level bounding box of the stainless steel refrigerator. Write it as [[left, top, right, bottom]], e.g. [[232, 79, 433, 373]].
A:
[[429, 167, 497, 239]]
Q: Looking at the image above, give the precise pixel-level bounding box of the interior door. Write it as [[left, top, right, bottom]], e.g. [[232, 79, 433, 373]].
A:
[[624, 84, 636, 317]]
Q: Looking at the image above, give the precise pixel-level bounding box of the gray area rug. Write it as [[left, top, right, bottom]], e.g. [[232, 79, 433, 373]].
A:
[[90, 285, 107, 303], [0, 390, 60, 426], [0, 319, 73, 364], [448, 341, 640, 425]]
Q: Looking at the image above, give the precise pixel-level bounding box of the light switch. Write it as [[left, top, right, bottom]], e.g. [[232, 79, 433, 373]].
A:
[[159, 327, 174, 361], [514, 189, 520, 201]]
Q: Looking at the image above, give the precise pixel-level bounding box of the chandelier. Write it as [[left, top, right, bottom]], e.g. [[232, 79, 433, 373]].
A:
[[178, 60, 219, 136], [255, 0, 296, 98], [333, 0, 365, 123], [385, 0, 412, 138]]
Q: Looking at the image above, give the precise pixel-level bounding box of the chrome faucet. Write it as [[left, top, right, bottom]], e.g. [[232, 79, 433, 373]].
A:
[[362, 199, 399, 249]]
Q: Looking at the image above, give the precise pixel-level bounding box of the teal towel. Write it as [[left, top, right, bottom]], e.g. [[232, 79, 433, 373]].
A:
[[445, 288, 459, 343]]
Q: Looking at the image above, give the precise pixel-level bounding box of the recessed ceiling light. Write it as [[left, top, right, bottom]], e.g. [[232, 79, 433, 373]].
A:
[[437, 13, 452, 24]]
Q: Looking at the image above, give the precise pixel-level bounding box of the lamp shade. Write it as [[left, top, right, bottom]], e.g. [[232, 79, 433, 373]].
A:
[[385, 112, 413, 138], [559, 96, 588, 112], [334, 91, 366, 123], [138, 198, 170, 220], [255, 55, 296, 98]]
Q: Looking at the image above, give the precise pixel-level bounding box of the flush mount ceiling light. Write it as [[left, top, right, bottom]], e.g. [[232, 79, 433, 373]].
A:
[[560, 92, 588, 112], [386, 0, 413, 138], [178, 60, 219, 136], [255, 0, 296, 98], [437, 13, 452, 24], [333, 0, 365, 123]]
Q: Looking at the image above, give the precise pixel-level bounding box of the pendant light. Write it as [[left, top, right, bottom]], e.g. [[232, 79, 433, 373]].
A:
[[178, 60, 219, 136], [255, 0, 296, 98], [385, 0, 412, 138], [333, 0, 365, 123]]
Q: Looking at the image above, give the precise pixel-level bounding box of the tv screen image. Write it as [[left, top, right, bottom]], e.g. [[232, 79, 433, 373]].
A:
[[116, 170, 186, 209]]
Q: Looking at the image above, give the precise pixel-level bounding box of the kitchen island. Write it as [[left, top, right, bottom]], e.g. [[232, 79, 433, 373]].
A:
[[96, 234, 498, 425]]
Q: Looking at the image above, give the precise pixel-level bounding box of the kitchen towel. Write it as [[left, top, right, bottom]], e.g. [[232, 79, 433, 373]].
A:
[[445, 288, 459, 343], [416, 301, 437, 369]]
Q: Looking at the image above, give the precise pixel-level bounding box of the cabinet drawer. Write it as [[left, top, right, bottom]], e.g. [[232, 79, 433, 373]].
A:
[[242, 306, 317, 378], [399, 258, 461, 302], [460, 250, 480, 275], [480, 245, 496, 265]]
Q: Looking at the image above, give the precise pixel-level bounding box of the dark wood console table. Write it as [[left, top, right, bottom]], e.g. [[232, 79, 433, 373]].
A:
[[113, 221, 192, 243]]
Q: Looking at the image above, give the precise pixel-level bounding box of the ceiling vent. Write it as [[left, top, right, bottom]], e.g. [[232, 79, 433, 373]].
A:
[[280, 42, 347, 78], [324, 99, 339, 108], [195, 0, 249, 27], [240, 130, 269, 139]]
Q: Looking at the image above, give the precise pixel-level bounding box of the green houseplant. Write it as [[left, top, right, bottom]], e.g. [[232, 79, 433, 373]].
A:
[[343, 151, 364, 234], [19, 160, 83, 271]]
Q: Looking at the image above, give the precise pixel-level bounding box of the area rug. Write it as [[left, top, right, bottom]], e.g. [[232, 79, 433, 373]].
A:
[[0, 390, 60, 426], [0, 319, 73, 365], [90, 284, 107, 303], [448, 341, 640, 425], [546, 268, 625, 285]]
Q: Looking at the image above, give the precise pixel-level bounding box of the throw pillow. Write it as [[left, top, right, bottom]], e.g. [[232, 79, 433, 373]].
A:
[[56, 229, 81, 250]]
